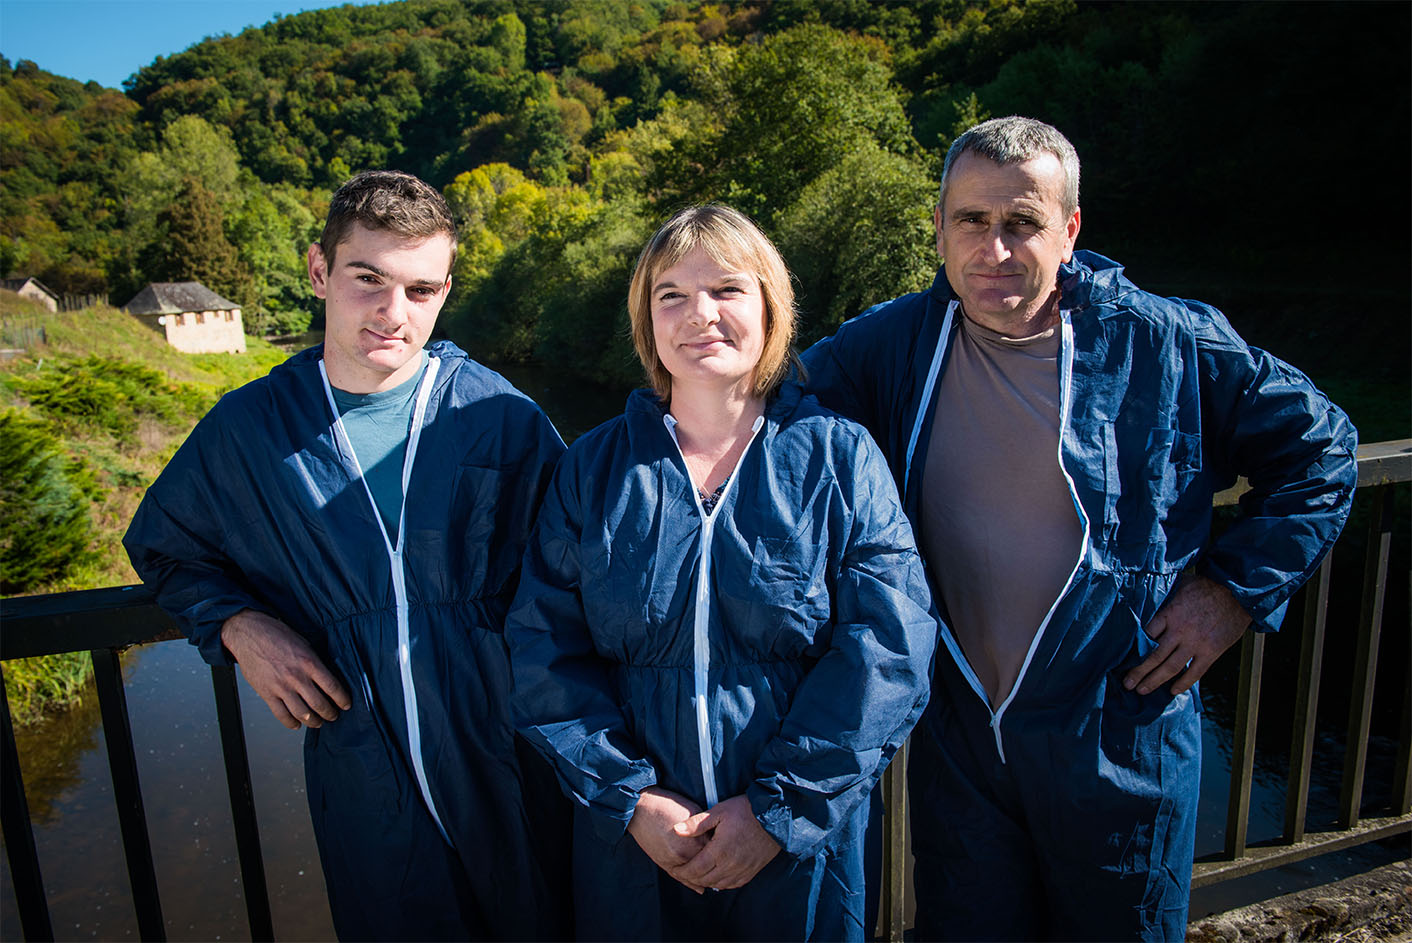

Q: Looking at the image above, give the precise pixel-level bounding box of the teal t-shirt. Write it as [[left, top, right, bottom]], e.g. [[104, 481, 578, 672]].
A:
[[329, 354, 428, 542]]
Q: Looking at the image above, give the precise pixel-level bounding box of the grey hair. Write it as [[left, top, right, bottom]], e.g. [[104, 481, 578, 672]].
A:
[[938, 116, 1080, 216]]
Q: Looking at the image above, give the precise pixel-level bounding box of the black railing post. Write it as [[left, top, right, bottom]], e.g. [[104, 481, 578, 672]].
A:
[[1394, 578, 1411, 817], [879, 740, 909, 942], [90, 648, 166, 941], [211, 665, 275, 942], [1224, 631, 1264, 859], [0, 663, 55, 942], [1284, 556, 1331, 843], [1339, 485, 1392, 828]]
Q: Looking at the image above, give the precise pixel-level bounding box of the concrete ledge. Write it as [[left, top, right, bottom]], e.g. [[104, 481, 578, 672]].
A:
[[1188, 860, 1412, 942]]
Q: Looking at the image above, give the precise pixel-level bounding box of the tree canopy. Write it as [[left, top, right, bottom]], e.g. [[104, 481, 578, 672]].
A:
[[1, 0, 1406, 389]]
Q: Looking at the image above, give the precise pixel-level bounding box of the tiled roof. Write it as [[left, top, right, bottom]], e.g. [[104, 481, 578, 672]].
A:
[[122, 282, 239, 315]]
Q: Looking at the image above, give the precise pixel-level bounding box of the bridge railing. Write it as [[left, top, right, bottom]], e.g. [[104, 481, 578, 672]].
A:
[[1, 588, 270, 942], [1191, 439, 1411, 887], [875, 440, 1412, 939], [2, 441, 1409, 942]]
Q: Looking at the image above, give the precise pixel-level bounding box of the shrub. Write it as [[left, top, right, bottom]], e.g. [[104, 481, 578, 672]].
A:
[[0, 410, 98, 593], [7, 357, 213, 442]]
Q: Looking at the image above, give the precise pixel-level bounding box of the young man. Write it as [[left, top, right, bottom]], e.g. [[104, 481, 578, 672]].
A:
[[803, 117, 1357, 940], [125, 170, 568, 940]]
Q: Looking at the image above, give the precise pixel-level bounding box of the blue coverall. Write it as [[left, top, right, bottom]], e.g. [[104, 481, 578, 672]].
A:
[[802, 251, 1358, 940], [125, 341, 570, 941], [505, 383, 937, 941]]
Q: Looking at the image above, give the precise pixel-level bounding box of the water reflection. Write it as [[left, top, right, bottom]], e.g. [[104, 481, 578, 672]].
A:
[[1, 642, 332, 941], [12, 679, 104, 826], [266, 332, 323, 355], [491, 361, 628, 442]]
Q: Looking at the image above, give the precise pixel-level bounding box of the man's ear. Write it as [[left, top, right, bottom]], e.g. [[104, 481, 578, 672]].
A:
[[1062, 208, 1081, 262], [308, 243, 329, 298], [933, 205, 945, 262]]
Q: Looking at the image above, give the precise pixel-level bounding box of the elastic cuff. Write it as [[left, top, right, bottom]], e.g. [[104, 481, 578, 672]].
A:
[[747, 786, 794, 853], [192, 623, 236, 667], [1192, 564, 1285, 633], [592, 773, 658, 843]]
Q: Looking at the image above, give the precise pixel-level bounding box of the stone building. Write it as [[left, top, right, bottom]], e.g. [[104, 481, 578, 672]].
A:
[[123, 282, 246, 354], [1, 276, 60, 313]]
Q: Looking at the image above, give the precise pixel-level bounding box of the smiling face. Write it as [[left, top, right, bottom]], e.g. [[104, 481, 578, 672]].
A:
[[935, 150, 1081, 336], [650, 246, 767, 400], [308, 223, 454, 393]]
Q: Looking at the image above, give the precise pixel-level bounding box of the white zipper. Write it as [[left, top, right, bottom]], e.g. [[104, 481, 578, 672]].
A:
[[319, 356, 449, 843], [903, 301, 957, 497], [663, 412, 764, 808], [906, 309, 1091, 764]]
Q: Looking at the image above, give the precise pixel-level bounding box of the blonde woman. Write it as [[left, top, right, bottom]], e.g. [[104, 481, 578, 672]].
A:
[[507, 205, 936, 941]]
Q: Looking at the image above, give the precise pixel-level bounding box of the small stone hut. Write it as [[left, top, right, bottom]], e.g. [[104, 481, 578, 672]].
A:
[[1, 276, 60, 313], [123, 282, 246, 354]]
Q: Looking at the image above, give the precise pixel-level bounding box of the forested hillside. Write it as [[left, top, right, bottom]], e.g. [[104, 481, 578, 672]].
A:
[[3, 0, 1408, 396]]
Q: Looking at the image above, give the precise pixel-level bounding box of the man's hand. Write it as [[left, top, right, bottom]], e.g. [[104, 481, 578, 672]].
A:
[[670, 795, 781, 892], [1124, 575, 1252, 696], [221, 609, 352, 729], [627, 787, 710, 892]]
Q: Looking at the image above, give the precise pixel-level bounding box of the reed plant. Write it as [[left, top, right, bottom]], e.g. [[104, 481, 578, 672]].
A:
[[2, 654, 91, 727]]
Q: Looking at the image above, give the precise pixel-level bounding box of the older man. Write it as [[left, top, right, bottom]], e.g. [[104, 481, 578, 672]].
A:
[[803, 117, 1357, 940]]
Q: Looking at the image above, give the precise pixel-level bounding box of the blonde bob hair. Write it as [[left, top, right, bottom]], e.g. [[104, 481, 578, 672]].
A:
[[628, 204, 801, 402]]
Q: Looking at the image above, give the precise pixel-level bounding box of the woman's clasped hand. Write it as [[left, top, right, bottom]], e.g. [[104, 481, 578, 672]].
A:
[[628, 788, 781, 893]]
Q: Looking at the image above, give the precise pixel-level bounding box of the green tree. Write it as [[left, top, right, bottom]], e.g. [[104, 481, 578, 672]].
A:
[[146, 176, 254, 308], [443, 163, 549, 291], [128, 114, 242, 210], [655, 25, 918, 223], [229, 184, 321, 335], [490, 12, 528, 72], [445, 185, 597, 364], [774, 143, 939, 340], [445, 181, 652, 389], [529, 198, 650, 387], [0, 410, 97, 594], [0, 59, 141, 293], [114, 115, 251, 300]]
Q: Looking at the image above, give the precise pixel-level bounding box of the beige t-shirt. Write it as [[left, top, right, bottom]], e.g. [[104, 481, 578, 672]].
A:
[[920, 314, 1084, 708]]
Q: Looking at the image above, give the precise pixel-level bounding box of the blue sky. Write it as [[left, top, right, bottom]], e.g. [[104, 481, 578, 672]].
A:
[[1, 0, 382, 89]]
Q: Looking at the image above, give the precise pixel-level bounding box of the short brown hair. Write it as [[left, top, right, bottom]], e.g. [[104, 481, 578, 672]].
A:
[[628, 205, 800, 402], [319, 170, 457, 267]]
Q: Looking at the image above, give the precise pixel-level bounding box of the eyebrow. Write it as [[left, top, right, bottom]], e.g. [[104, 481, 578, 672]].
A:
[[949, 201, 1046, 221], [345, 259, 447, 290], [652, 273, 753, 292], [948, 205, 993, 219], [948, 210, 1047, 229]]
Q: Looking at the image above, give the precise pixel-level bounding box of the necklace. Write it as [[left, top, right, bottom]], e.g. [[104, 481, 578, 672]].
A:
[[698, 480, 728, 514]]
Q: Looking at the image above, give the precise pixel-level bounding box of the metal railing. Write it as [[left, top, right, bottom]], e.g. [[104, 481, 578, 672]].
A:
[[875, 440, 1412, 939], [1, 442, 1408, 942], [1190, 439, 1412, 888], [1, 587, 271, 942]]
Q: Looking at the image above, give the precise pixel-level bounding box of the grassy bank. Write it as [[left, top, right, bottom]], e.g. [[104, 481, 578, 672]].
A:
[[0, 291, 288, 723]]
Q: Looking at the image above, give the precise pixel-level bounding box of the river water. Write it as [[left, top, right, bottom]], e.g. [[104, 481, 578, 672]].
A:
[[1, 349, 1404, 939], [1, 643, 331, 940]]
